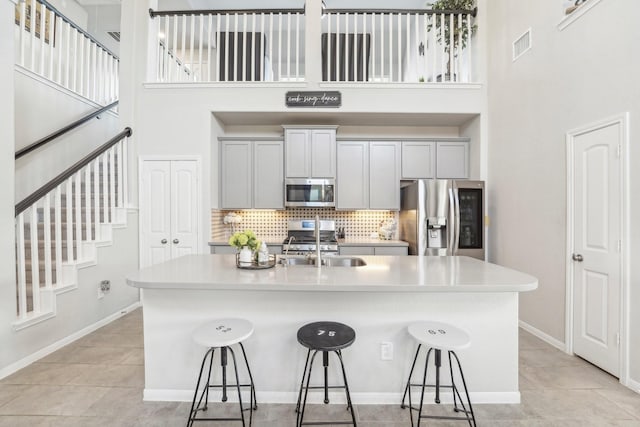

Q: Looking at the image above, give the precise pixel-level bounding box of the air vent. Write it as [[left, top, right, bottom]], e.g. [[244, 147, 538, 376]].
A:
[[107, 31, 120, 42], [512, 28, 531, 61]]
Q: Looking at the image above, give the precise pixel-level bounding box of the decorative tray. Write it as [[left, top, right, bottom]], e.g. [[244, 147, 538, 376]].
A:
[[236, 253, 277, 269]]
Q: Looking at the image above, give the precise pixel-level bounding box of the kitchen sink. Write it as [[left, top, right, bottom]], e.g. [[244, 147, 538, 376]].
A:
[[279, 256, 367, 267]]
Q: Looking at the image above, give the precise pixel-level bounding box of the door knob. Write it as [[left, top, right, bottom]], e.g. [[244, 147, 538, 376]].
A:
[[572, 253, 584, 262], [173, 239, 180, 244], [161, 239, 167, 244]]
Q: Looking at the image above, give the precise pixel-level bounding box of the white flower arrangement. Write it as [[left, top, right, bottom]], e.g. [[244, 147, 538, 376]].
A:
[[378, 218, 398, 240], [223, 212, 242, 234]]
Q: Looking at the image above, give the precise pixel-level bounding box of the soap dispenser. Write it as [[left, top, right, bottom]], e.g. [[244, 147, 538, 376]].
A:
[[258, 242, 269, 264]]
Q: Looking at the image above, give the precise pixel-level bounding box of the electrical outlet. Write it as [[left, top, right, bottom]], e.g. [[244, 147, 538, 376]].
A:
[[381, 342, 393, 361], [98, 280, 110, 299], [97, 286, 104, 299]]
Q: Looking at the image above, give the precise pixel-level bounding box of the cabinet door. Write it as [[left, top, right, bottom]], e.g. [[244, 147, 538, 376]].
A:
[[284, 129, 309, 178], [339, 246, 374, 256], [310, 129, 336, 178], [374, 246, 408, 255], [402, 141, 435, 179], [336, 141, 368, 210], [254, 141, 284, 209], [436, 141, 469, 179], [369, 141, 400, 210], [220, 141, 253, 209]]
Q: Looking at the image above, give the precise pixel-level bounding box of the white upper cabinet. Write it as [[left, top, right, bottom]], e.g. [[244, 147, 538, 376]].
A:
[[220, 139, 284, 209], [284, 127, 337, 178], [369, 141, 401, 210], [436, 141, 469, 179], [402, 141, 436, 179], [336, 140, 400, 210]]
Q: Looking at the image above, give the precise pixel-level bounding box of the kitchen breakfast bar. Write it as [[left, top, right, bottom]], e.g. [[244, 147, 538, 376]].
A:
[[126, 254, 537, 405]]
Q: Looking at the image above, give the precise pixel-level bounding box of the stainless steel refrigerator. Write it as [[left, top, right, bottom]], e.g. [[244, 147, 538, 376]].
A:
[[399, 179, 485, 260]]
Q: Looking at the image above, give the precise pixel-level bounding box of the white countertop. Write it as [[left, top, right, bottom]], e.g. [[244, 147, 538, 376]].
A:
[[208, 238, 408, 246], [127, 254, 537, 293]]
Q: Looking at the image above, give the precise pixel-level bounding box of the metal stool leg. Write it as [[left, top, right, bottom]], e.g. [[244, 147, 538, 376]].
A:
[[401, 344, 422, 409], [323, 351, 330, 404], [186, 347, 215, 427], [227, 347, 247, 427], [415, 348, 433, 427], [295, 349, 312, 414], [335, 349, 357, 426], [239, 342, 258, 411], [451, 351, 477, 427], [297, 350, 320, 427]]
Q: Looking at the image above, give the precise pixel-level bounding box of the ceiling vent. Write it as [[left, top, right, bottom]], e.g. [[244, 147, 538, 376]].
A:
[[512, 28, 531, 61], [107, 31, 120, 42]]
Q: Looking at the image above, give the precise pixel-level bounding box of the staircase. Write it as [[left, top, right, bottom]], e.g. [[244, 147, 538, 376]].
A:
[[14, 129, 131, 329]]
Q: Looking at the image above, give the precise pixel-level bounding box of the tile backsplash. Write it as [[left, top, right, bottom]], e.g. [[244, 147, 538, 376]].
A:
[[211, 209, 398, 241]]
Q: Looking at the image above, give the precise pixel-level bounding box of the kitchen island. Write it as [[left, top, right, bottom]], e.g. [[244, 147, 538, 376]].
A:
[[127, 254, 537, 405]]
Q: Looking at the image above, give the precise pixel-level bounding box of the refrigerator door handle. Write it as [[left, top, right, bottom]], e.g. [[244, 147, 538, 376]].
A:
[[453, 187, 461, 254], [448, 188, 456, 255]]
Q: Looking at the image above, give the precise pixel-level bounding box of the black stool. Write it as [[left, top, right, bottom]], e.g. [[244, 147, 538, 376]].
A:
[[401, 321, 476, 427], [187, 318, 258, 427], [295, 321, 357, 427]]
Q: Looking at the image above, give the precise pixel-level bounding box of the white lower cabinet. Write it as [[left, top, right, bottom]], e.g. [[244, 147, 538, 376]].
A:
[[220, 139, 284, 209], [336, 140, 400, 210], [140, 159, 200, 268], [339, 245, 408, 256]]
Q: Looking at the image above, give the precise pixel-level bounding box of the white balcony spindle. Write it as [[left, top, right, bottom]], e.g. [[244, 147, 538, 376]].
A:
[[189, 14, 195, 80], [440, 13, 445, 81], [16, 213, 27, 318], [354, 13, 358, 82], [180, 15, 187, 81], [197, 14, 204, 82], [225, 14, 230, 81], [430, 15, 436, 83], [93, 160, 101, 240], [269, 13, 274, 81], [260, 13, 265, 81], [18, 1, 26, 67], [295, 12, 299, 80], [414, 13, 419, 82], [242, 14, 247, 81], [252, 13, 256, 81], [38, 0, 46, 74], [363, 13, 368, 82], [336, 14, 341, 81], [30, 204, 40, 312], [43, 194, 52, 289], [85, 167, 92, 241], [74, 171, 83, 260], [277, 13, 282, 81], [109, 148, 116, 223], [286, 13, 291, 80], [371, 13, 376, 80], [215, 14, 221, 82], [449, 13, 454, 82], [457, 13, 462, 82], [54, 186, 63, 284], [65, 179, 73, 262], [397, 13, 401, 82], [207, 14, 213, 82], [234, 14, 239, 81], [327, 13, 332, 81], [345, 13, 349, 81], [388, 13, 393, 82], [168, 16, 175, 81], [467, 12, 472, 82]]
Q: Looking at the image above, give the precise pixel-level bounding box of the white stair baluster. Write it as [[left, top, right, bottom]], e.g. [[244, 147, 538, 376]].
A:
[[54, 186, 63, 285], [38, 0, 46, 75], [65, 179, 73, 262], [93, 160, 101, 240], [85, 166, 92, 241], [18, 1, 26, 67], [109, 148, 116, 223], [78, 34, 85, 95], [74, 171, 83, 260], [64, 22, 71, 89], [102, 153, 109, 224], [48, 8, 55, 80], [30, 204, 40, 312], [16, 213, 27, 318], [43, 193, 52, 289], [72, 28, 78, 92]]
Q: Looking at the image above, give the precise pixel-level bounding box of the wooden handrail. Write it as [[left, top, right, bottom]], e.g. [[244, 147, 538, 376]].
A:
[[15, 101, 119, 160], [15, 127, 132, 217]]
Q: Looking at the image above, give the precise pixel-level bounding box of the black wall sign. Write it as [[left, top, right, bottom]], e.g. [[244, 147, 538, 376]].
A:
[[285, 91, 341, 108]]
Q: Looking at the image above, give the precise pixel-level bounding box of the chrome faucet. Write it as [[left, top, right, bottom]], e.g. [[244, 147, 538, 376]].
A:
[[315, 215, 322, 268], [284, 236, 295, 257]]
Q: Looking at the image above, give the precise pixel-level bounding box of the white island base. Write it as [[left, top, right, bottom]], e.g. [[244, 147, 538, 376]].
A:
[[129, 255, 537, 405]]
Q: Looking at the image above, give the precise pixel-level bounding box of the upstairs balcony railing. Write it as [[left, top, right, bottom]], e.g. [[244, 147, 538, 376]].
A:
[[148, 5, 477, 85], [14, 0, 118, 105]]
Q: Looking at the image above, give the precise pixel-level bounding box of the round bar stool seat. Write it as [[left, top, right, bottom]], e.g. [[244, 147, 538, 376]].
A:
[[407, 321, 471, 352], [295, 321, 357, 427], [187, 318, 257, 427], [193, 318, 254, 348], [297, 321, 356, 351], [402, 320, 476, 427]]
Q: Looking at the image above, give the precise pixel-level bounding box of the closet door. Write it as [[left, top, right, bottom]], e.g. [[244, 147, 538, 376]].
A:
[[170, 161, 199, 258], [140, 161, 172, 268]]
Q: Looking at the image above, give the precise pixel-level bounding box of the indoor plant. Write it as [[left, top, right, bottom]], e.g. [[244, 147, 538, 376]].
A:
[[228, 230, 261, 264], [427, 0, 477, 82]]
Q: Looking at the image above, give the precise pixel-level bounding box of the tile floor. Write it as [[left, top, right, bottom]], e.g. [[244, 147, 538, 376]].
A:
[[1, 308, 639, 426]]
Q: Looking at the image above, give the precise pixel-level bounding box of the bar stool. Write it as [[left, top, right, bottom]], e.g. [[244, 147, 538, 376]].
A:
[[187, 318, 257, 427], [401, 320, 477, 427], [295, 321, 357, 427]]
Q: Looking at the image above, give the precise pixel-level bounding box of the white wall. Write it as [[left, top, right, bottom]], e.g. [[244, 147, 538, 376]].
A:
[[486, 0, 640, 385], [14, 69, 120, 201], [85, 4, 121, 56], [0, 0, 18, 378], [48, 0, 88, 30]]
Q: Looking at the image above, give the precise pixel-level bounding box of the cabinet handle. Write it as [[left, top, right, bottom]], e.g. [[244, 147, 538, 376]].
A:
[[161, 239, 167, 244], [173, 239, 180, 244]]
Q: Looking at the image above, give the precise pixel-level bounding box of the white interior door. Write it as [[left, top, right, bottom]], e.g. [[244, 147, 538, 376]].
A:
[[140, 159, 199, 268], [170, 161, 199, 258], [571, 122, 621, 377], [140, 161, 172, 268]]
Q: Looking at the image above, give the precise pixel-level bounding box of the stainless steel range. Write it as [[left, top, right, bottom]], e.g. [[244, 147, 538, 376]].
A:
[[282, 219, 338, 254]]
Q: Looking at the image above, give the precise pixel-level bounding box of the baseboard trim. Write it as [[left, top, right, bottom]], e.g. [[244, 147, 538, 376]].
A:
[[626, 378, 640, 394], [0, 302, 141, 380], [519, 320, 567, 352], [144, 389, 520, 405]]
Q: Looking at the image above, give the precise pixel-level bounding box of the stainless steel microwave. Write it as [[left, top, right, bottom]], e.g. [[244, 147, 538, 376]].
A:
[[284, 178, 335, 207]]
